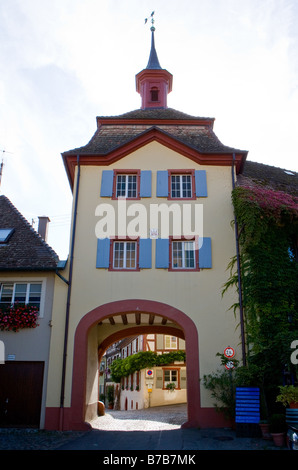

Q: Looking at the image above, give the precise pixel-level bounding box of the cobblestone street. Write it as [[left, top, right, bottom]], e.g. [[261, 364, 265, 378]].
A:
[[90, 404, 188, 431]]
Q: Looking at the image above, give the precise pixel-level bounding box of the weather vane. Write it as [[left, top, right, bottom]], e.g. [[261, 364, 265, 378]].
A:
[[144, 11, 155, 31], [0, 149, 13, 188]]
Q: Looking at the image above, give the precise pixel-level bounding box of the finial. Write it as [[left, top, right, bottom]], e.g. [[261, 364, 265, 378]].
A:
[[144, 11, 155, 31]]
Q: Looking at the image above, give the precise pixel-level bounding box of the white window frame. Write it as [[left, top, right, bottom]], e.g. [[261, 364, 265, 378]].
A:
[[171, 240, 196, 269], [116, 174, 138, 199], [163, 369, 179, 388], [112, 241, 137, 270], [170, 174, 192, 199], [0, 279, 46, 317]]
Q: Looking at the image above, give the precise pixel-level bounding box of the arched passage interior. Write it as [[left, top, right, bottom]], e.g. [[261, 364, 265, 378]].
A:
[[57, 299, 226, 431]]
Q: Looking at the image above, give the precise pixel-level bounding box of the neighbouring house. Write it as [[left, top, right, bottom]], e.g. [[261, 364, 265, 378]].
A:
[[43, 27, 297, 432], [0, 195, 62, 428], [110, 333, 187, 411]]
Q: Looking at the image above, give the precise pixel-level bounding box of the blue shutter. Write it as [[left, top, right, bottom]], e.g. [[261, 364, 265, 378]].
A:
[[195, 170, 207, 197], [100, 170, 114, 197], [139, 238, 152, 268], [156, 171, 169, 197], [96, 238, 110, 268], [198, 237, 212, 268], [156, 239, 169, 268], [140, 171, 152, 197]]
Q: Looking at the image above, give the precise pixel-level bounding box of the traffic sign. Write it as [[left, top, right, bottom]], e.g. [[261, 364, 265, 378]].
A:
[[224, 347, 235, 358], [225, 361, 235, 370]]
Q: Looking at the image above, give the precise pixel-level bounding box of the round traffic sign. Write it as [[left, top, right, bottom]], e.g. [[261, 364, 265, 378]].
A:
[[225, 361, 235, 370], [224, 347, 235, 358]]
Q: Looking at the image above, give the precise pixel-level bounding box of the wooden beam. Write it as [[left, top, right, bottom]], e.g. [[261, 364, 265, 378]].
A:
[[121, 314, 128, 325], [135, 313, 141, 325], [149, 314, 154, 325], [109, 317, 115, 325]]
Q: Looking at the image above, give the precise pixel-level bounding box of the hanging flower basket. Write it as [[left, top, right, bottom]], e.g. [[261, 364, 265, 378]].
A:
[[0, 304, 39, 332]]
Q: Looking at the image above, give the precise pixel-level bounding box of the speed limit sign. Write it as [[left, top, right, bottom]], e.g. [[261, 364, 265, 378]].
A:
[[224, 347, 235, 358]]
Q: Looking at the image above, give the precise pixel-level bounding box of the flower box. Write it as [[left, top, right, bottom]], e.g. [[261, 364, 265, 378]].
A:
[[0, 304, 39, 332]]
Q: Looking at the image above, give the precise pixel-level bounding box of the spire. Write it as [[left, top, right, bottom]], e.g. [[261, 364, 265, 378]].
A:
[[136, 13, 173, 109], [146, 28, 161, 70]]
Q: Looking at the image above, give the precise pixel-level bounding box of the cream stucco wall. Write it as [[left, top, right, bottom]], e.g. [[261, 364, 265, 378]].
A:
[[47, 141, 240, 414]]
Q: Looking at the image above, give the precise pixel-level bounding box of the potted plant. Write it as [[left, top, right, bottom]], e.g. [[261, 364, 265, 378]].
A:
[[107, 385, 114, 409], [269, 413, 287, 447], [259, 420, 271, 440], [166, 382, 176, 392], [276, 385, 298, 408]]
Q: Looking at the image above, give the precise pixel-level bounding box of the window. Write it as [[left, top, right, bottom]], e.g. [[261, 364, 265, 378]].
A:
[[164, 369, 178, 388], [116, 174, 138, 199], [101, 170, 152, 199], [164, 335, 178, 349], [156, 169, 207, 199], [155, 236, 212, 270], [97, 237, 152, 270], [150, 87, 159, 102], [112, 240, 138, 270], [170, 238, 198, 271], [0, 228, 14, 243], [171, 174, 192, 199], [0, 282, 42, 311]]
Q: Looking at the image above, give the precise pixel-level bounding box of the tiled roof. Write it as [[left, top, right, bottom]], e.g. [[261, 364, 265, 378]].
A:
[[240, 161, 298, 197], [0, 195, 59, 271], [62, 108, 247, 157], [97, 108, 214, 121]]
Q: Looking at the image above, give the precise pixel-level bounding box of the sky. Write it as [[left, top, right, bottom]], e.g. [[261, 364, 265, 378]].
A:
[[0, 0, 297, 259]]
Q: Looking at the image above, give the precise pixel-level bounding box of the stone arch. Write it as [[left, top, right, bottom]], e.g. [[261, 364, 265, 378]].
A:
[[66, 299, 202, 430]]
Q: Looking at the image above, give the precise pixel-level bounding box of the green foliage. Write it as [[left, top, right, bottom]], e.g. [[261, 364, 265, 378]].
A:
[[106, 385, 114, 404], [203, 354, 265, 420], [110, 350, 186, 383], [166, 382, 176, 391], [221, 185, 298, 414], [276, 385, 298, 407]]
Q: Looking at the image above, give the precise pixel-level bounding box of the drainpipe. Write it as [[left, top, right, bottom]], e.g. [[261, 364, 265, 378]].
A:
[[231, 153, 246, 366], [59, 155, 81, 430]]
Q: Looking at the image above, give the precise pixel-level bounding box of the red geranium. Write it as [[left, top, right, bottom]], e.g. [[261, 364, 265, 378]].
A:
[[0, 304, 39, 332]]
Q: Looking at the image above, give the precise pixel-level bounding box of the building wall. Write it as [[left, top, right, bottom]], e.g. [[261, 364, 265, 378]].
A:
[[0, 272, 56, 428], [46, 141, 240, 425], [119, 366, 187, 410]]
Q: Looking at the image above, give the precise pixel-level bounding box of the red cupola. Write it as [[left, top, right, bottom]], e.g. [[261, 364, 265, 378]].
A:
[[136, 26, 173, 109]]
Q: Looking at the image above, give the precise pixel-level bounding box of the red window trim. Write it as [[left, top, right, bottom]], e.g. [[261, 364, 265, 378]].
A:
[[112, 169, 141, 200], [169, 236, 200, 272], [168, 169, 196, 200], [108, 237, 140, 272]]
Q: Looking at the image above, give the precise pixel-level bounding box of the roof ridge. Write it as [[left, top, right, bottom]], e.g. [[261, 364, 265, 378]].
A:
[[96, 107, 215, 121]]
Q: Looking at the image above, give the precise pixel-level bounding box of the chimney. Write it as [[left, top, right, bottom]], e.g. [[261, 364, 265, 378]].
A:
[[38, 216, 50, 241]]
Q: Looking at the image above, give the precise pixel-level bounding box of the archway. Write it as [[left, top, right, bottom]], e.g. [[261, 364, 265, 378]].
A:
[[64, 300, 202, 430], [97, 324, 187, 415]]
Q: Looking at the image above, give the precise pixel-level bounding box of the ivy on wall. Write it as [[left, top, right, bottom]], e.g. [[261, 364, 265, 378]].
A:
[[222, 184, 298, 412], [110, 350, 186, 383]]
